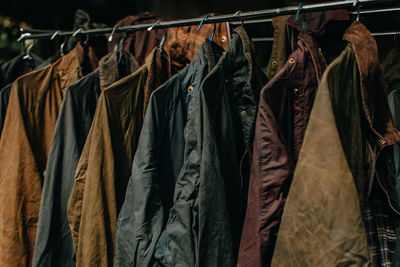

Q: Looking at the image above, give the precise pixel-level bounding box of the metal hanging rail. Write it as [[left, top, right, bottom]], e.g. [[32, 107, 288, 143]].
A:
[[17, 0, 399, 41], [229, 6, 400, 26]]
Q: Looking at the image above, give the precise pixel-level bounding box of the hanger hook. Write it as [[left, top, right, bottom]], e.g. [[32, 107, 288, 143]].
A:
[[23, 40, 35, 59], [84, 34, 90, 46], [158, 28, 167, 54], [209, 23, 216, 41], [234, 11, 244, 27], [108, 24, 121, 42], [353, 0, 360, 21], [60, 36, 68, 56], [51, 31, 61, 40], [147, 20, 161, 31], [295, 3, 303, 22], [72, 28, 82, 37], [197, 14, 211, 31]]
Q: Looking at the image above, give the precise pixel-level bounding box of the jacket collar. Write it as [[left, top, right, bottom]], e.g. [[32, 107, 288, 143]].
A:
[[297, 32, 328, 83], [344, 21, 400, 146], [98, 50, 138, 91]]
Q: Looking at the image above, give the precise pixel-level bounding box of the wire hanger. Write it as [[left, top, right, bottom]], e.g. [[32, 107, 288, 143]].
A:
[[147, 20, 166, 54], [233, 11, 244, 27], [353, 0, 361, 21], [108, 24, 121, 43], [51, 31, 67, 56], [197, 14, 216, 41], [22, 40, 35, 60]]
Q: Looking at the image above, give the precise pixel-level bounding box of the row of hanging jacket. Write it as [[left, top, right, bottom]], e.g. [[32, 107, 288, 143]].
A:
[[1, 5, 400, 267]]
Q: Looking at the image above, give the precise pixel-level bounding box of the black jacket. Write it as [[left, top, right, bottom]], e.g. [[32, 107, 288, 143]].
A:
[[0, 54, 44, 136], [114, 40, 224, 267], [32, 51, 138, 267], [154, 27, 267, 267]]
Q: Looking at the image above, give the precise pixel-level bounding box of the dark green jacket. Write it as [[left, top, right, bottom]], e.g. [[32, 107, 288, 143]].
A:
[[154, 27, 267, 267], [114, 40, 224, 267]]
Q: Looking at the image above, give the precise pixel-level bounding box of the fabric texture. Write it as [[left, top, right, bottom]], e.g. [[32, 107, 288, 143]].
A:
[[272, 21, 400, 267], [114, 40, 223, 267], [271, 43, 372, 267], [164, 21, 229, 72], [153, 26, 267, 267], [32, 51, 138, 267], [67, 48, 172, 267], [237, 30, 327, 267], [0, 44, 94, 267]]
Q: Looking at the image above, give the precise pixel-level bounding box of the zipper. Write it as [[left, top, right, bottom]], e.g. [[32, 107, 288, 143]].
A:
[[366, 142, 376, 200]]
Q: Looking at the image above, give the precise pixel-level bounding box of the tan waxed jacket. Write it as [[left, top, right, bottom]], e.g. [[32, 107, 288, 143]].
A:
[[67, 48, 172, 267], [0, 43, 96, 267]]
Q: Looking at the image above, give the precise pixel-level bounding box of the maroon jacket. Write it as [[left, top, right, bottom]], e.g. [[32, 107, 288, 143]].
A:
[[237, 10, 349, 267]]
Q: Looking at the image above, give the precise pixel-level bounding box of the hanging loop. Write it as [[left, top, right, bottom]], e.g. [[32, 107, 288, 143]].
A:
[[197, 14, 211, 31], [158, 29, 167, 54], [108, 24, 121, 42], [50, 31, 61, 40], [72, 28, 82, 37], [147, 20, 161, 31]]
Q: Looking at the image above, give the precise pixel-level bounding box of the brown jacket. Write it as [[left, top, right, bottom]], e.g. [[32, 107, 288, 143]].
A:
[[67, 48, 172, 267], [0, 43, 96, 267], [164, 21, 229, 71], [108, 13, 164, 66]]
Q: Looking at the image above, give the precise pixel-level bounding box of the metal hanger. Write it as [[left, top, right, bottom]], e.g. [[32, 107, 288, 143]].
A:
[[108, 24, 121, 43], [147, 20, 166, 54], [197, 14, 216, 41], [354, 0, 361, 21], [51, 31, 68, 56], [22, 40, 35, 60]]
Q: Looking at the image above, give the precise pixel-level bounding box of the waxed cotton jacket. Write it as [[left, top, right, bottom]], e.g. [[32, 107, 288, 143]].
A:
[[67, 48, 172, 267], [271, 21, 400, 267], [0, 43, 96, 267], [114, 40, 224, 267], [237, 31, 327, 267], [154, 26, 267, 267], [32, 50, 138, 267]]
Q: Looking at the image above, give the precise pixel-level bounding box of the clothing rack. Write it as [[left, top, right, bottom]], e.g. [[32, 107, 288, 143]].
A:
[[17, 0, 400, 41]]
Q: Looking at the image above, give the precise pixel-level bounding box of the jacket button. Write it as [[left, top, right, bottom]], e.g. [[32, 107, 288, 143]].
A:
[[288, 58, 295, 64], [294, 88, 299, 94], [221, 36, 227, 43], [241, 110, 246, 115], [188, 85, 194, 92], [271, 60, 278, 67], [225, 78, 229, 83]]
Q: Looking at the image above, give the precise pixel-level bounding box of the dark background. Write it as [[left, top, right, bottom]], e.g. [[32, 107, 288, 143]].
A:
[[1, 0, 400, 64], [2, 0, 300, 30]]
